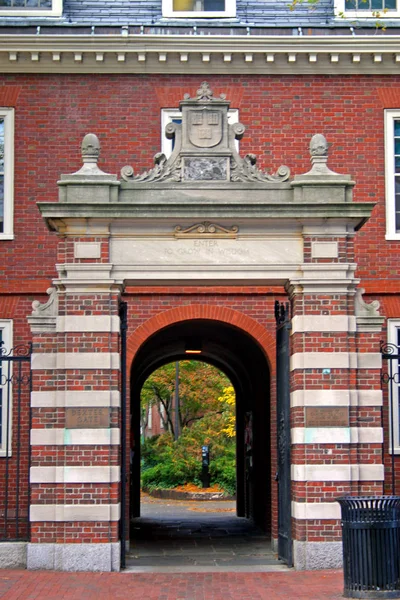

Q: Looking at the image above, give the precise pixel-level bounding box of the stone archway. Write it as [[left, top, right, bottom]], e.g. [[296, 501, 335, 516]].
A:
[[129, 315, 273, 535]]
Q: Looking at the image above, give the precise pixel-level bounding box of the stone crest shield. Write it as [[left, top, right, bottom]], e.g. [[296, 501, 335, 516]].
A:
[[189, 110, 222, 148]]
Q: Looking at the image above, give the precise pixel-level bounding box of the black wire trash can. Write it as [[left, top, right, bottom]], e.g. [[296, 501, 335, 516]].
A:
[[338, 497, 400, 599]]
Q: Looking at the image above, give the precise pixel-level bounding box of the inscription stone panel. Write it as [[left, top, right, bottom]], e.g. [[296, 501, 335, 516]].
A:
[[111, 237, 303, 267], [65, 407, 110, 428], [306, 407, 349, 427]]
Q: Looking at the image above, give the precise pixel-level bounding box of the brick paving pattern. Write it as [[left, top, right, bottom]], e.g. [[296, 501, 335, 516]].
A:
[[0, 569, 344, 599]]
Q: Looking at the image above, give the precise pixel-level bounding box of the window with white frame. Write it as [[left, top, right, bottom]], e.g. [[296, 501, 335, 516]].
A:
[[0, 0, 62, 16], [163, 0, 235, 18], [385, 110, 400, 240], [0, 108, 14, 239], [161, 108, 239, 157], [0, 320, 13, 457], [335, 0, 399, 17]]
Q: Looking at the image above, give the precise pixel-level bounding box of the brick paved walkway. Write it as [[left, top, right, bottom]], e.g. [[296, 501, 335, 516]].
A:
[[0, 569, 344, 599]]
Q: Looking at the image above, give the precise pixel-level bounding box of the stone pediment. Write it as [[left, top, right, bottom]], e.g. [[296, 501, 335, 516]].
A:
[[120, 82, 290, 186]]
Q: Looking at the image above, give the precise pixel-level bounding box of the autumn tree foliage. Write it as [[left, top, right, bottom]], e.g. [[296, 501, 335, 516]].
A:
[[140, 361, 236, 494]]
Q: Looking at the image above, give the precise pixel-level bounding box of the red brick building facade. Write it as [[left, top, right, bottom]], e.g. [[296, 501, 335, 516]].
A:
[[1, 9, 400, 571]]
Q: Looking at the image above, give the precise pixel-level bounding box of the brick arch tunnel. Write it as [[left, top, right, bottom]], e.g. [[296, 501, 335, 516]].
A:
[[128, 311, 274, 536]]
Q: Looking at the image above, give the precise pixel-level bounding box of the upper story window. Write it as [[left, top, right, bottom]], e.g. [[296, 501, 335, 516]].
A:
[[0, 0, 62, 16], [385, 110, 400, 240], [336, 0, 398, 17], [0, 108, 14, 239], [163, 0, 236, 18]]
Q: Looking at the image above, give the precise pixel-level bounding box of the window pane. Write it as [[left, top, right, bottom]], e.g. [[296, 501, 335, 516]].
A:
[[0, 330, 2, 446], [395, 121, 400, 136], [173, 0, 225, 10], [385, 0, 396, 8], [0, 174, 3, 233], [371, 0, 383, 9]]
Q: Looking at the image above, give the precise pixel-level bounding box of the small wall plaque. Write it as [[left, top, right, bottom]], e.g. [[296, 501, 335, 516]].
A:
[[65, 407, 110, 429], [306, 407, 349, 428]]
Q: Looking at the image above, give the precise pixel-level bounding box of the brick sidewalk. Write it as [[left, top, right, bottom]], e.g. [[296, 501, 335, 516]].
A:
[[0, 569, 344, 599]]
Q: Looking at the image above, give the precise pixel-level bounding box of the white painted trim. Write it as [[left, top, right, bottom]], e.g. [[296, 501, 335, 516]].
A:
[[31, 390, 120, 408], [292, 501, 341, 520], [290, 352, 381, 371], [30, 466, 120, 484], [0, 0, 62, 16], [29, 503, 120, 522], [291, 427, 383, 444], [291, 463, 384, 482], [162, 0, 236, 18], [291, 389, 382, 407], [56, 315, 120, 333], [30, 428, 120, 446], [387, 320, 400, 453], [291, 315, 356, 334], [334, 0, 400, 18], [0, 319, 13, 458], [31, 352, 120, 371], [4, 35, 400, 76], [0, 108, 14, 239], [385, 110, 400, 239]]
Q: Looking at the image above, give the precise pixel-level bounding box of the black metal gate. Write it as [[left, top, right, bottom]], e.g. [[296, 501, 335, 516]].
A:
[[275, 301, 293, 566], [0, 341, 32, 542], [381, 339, 400, 496], [119, 301, 128, 569]]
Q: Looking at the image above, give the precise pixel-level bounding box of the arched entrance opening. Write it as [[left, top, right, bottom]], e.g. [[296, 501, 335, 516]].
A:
[[129, 318, 272, 539]]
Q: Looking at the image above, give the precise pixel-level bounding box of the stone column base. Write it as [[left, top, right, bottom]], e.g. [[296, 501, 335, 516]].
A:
[[0, 542, 27, 569], [27, 542, 120, 572], [293, 540, 343, 570]]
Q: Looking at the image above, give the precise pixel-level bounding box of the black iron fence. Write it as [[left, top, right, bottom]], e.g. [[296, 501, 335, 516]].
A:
[[0, 342, 32, 541]]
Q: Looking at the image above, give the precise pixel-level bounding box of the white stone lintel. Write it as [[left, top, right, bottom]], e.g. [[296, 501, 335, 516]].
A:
[[290, 352, 381, 371], [30, 428, 120, 446], [292, 426, 383, 445], [56, 315, 120, 333], [291, 463, 384, 482], [291, 315, 356, 334], [292, 501, 341, 520], [31, 390, 120, 408], [291, 389, 382, 407], [30, 466, 120, 484], [31, 352, 120, 371], [30, 503, 120, 522]]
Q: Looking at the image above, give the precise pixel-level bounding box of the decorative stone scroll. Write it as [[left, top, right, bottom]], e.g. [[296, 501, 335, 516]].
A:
[[174, 222, 239, 239], [354, 287, 384, 333], [28, 287, 58, 333], [120, 81, 290, 185]]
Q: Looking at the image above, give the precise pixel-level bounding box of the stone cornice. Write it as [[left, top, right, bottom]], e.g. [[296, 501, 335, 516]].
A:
[[37, 201, 375, 234], [2, 33, 400, 74]]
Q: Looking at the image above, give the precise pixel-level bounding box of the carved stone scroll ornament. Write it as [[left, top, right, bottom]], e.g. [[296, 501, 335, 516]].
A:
[[183, 81, 226, 102], [174, 222, 239, 239], [121, 154, 183, 184], [354, 288, 381, 317], [230, 153, 290, 183], [31, 287, 58, 317]]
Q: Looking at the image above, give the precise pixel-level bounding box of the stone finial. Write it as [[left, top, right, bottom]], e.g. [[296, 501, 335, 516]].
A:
[[310, 134, 328, 157], [71, 133, 111, 176], [304, 134, 337, 176], [183, 81, 226, 102], [82, 133, 100, 164]]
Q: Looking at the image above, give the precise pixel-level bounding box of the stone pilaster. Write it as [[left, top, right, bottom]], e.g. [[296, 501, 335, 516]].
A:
[[27, 135, 123, 572], [287, 136, 384, 570]]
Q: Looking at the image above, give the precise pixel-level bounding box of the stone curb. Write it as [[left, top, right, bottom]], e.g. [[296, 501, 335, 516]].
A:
[[143, 487, 235, 501]]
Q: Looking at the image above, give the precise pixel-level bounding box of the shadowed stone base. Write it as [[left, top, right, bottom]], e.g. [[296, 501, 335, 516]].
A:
[[0, 542, 27, 569], [293, 541, 342, 570], [27, 542, 120, 572]]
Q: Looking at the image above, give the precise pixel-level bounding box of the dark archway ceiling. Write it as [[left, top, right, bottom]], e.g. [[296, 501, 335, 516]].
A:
[[130, 319, 270, 406]]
